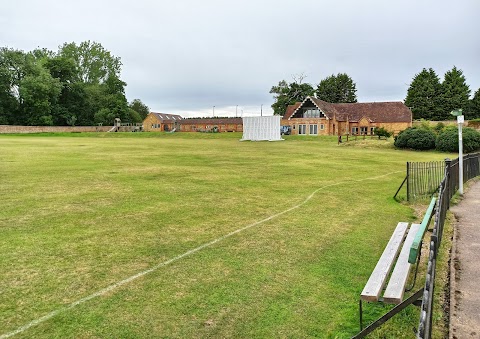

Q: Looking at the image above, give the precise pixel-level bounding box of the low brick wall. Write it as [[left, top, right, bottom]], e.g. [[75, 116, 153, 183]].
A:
[[412, 120, 478, 128], [0, 125, 113, 134]]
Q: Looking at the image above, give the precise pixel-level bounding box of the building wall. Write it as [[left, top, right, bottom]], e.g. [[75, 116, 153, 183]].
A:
[[376, 122, 411, 135], [179, 123, 243, 132], [0, 125, 112, 133], [411, 120, 479, 130], [282, 118, 330, 135], [282, 118, 411, 136], [143, 114, 163, 132]]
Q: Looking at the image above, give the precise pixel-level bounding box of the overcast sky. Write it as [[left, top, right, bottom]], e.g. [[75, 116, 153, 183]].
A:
[[1, 0, 479, 117]]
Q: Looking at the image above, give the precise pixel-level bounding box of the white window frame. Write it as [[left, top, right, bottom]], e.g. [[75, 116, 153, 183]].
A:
[[309, 124, 318, 135], [352, 127, 358, 135], [320, 124, 325, 130], [298, 124, 307, 135]]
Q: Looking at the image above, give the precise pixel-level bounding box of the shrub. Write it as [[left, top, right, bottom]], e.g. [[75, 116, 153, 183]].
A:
[[418, 119, 432, 130], [436, 127, 480, 153], [394, 127, 436, 150], [374, 127, 392, 139], [433, 122, 445, 134]]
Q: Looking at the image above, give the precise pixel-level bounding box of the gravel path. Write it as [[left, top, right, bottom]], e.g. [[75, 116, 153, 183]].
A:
[[450, 180, 480, 339]]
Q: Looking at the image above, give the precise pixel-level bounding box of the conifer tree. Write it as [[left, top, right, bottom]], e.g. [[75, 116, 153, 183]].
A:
[[315, 73, 357, 103], [468, 88, 480, 119], [404, 68, 442, 120], [440, 66, 470, 119]]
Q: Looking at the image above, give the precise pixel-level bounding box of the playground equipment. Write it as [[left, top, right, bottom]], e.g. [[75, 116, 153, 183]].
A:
[[107, 118, 143, 132], [108, 118, 121, 132]]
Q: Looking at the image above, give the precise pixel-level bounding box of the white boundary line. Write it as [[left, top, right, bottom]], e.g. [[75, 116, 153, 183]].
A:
[[1, 170, 402, 338]]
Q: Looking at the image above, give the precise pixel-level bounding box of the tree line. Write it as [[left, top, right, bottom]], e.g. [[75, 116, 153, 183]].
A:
[[269, 73, 357, 115], [271, 68, 480, 120], [405, 66, 480, 120], [0, 41, 150, 126]]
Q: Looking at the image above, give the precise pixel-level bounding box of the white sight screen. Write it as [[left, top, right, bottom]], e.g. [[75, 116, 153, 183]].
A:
[[241, 116, 282, 141]]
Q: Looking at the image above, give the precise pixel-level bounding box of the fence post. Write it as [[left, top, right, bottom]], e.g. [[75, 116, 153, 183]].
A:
[[406, 162, 410, 201], [445, 158, 451, 208]]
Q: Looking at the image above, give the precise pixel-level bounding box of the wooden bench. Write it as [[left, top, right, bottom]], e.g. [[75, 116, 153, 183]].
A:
[[356, 197, 437, 336], [361, 222, 420, 305]]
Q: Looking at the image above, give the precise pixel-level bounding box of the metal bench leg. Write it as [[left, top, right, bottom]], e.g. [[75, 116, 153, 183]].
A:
[[359, 299, 363, 331], [406, 241, 423, 292], [353, 288, 424, 338]]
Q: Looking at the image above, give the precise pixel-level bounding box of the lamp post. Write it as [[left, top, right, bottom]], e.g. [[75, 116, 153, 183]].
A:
[[261, 104, 263, 117], [213, 105, 215, 117], [451, 109, 464, 195], [236, 105, 238, 118]]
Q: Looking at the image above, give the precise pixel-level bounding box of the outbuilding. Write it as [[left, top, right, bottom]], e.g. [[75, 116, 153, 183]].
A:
[[143, 112, 183, 132]]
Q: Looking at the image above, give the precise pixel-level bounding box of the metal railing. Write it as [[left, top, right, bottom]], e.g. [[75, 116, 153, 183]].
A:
[[403, 153, 480, 201], [417, 153, 480, 338]]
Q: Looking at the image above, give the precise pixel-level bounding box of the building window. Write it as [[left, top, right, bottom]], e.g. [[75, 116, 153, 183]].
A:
[[320, 124, 325, 130], [360, 127, 367, 135], [293, 125, 296, 130], [352, 127, 358, 135], [298, 124, 307, 135], [309, 124, 318, 135], [302, 108, 322, 118], [370, 127, 375, 135]]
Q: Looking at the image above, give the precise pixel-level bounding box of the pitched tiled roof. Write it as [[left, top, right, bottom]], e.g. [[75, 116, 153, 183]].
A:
[[331, 102, 412, 123], [284, 103, 302, 120], [151, 112, 183, 122], [283, 96, 412, 123], [180, 118, 242, 125]]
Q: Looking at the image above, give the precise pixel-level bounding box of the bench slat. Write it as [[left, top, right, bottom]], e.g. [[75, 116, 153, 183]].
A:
[[383, 223, 421, 304], [408, 197, 436, 264], [360, 222, 408, 302]]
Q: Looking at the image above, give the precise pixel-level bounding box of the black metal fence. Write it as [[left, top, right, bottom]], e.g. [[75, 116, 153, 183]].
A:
[[417, 152, 480, 338], [406, 153, 480, 201], [406, 161, 445, 201]]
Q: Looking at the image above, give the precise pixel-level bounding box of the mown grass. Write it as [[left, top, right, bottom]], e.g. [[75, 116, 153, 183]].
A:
[[0, 132, 453, 337]]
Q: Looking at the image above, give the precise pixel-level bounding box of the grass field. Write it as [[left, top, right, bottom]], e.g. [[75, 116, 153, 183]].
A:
[[0, 133, 453, 338]]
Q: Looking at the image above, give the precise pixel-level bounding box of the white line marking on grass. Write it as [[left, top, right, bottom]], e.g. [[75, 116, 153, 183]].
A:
[[1, 170, 402, 338]]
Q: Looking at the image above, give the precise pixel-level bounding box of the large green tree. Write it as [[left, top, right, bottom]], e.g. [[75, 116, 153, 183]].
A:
[[57, 41, 129, 125], [19, 66, 62, 126], [404, 68, 443, 120], [0, 42, 139, 126], [439, 66, 470, 119], [468, 88, 480, 119], [129, 99, 150, 120], [58, 41, 122, 84], [315, 73, 357, 103], [0, 52, 19, 124], [44, 55, 83, 125], [270, 75, 314, 115], [0, 48, 29, 124]]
